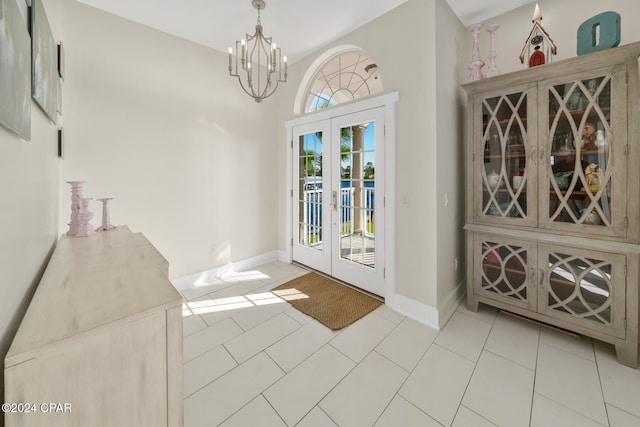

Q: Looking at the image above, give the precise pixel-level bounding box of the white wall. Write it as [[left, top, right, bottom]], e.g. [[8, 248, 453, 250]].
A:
[[61, 0, 281, 280], [0, 0, 61, 415], [476, 0, 640, 76], [435, 0, 469, 322], [276, 0, 447, 310]]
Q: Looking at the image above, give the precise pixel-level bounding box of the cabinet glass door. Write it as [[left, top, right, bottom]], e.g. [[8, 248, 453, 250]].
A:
[[544, 68, 627, 237], [473, 233, 537, 311], [538, 245, 626, 337], [477, 86, 537, 226]]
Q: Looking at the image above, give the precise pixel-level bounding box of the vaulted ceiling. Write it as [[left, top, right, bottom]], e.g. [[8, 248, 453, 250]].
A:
[[76, 0, 534, 63]]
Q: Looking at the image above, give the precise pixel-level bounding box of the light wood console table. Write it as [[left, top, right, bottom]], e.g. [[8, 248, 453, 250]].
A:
[[4, 226, 183, 426]]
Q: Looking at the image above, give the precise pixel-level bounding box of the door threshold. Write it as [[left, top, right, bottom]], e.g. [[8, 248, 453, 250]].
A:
[[291, 261, 385, 303]]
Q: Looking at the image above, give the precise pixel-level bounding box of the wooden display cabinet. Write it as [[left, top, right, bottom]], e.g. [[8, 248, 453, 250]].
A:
[[463, 43, 640, 367]]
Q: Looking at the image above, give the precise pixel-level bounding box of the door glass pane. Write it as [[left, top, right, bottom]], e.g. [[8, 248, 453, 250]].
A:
[[481, 92, 528, 219], [480, 241, 528, 302], [548, 77, 612, 226], [547, 252, 612, 325], [298, 132, 323, 251], [339, 122, 375, 268]]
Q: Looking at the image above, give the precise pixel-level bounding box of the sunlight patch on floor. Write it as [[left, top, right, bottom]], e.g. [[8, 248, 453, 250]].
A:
[[272, 288, 310, 301], [190, 270, 270, 288], [219, 270, 271, 283], [182, 290, 292, 317]]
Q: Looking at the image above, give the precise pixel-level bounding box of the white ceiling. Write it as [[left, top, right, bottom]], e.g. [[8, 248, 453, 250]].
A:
[[76, 0, 534, 63]]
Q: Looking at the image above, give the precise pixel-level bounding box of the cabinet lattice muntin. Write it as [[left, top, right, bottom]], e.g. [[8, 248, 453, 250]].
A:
[[546, 251, 613, 325], [481, 74, 617, 229], [479, 238, 619, 328], [465, 44, 640, 367], [479, 239, 529, 305], [482, 91, 529, 220], [547, 76, 613, 227]]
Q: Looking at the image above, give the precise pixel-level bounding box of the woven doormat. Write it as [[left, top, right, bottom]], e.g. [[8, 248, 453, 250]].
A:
[[272, 272, 383, 330]]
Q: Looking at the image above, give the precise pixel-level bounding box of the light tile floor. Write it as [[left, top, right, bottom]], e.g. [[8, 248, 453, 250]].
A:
[[180, 261, 640, 427]]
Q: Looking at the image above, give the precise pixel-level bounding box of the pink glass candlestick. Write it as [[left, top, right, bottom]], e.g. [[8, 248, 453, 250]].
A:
[[486, 24, 500, 77], [468, 23, 485, 82], [66, 181, 85, 236], [75, 198, 96, 237], [96, 198, 115, 231]]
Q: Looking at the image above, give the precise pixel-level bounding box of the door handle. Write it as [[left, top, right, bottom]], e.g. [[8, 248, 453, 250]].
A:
[[530, 267, 536, 286], [332, 191, 338, 211], [530, 145, 537, 165]]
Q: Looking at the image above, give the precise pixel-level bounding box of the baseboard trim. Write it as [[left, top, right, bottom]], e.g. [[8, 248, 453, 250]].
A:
[[386, 294, 440, 330], [438, 279, 467, 327]]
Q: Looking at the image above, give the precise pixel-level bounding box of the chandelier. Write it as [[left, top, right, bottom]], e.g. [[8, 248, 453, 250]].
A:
[[228, 0, 287, 103]]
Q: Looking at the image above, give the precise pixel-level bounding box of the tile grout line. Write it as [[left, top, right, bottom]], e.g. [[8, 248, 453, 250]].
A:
[[535, 338, 612, 426], [263, 322, 341, 373], [370, 347, 441, 426], [226, 312, 307, 365], [591, 338, 611, 427], [317, 313, 419, 426], [309, 405, 340, 427], [282, 345, 360, 427], [463, 405, 500, 426], [450, 308, 499, 426], [324, 311, 398, 365], [260, 391, 290, 427], [261, 320, 313, 373], [182, 344, 239, 399], [258, 350, 293, 426], [213, 352, 287, 426], [364, 329, 418, 426], [528, 323, 542, 427], [604, 402, 640, 422], [259, 309, 397, 424]]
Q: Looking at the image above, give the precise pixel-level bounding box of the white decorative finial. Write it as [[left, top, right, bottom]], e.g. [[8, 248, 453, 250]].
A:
[[532, 4, 542, 22], [486, 24, 500, 77]]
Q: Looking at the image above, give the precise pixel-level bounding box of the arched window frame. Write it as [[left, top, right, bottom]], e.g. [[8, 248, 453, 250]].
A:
[[294, 45, 383, 115]]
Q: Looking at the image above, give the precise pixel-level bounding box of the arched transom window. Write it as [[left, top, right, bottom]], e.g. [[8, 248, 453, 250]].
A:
[[303, 50, 383, 113]]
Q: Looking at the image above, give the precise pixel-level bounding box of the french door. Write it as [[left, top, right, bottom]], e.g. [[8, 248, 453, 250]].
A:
[[292, 107, 385, 296]]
